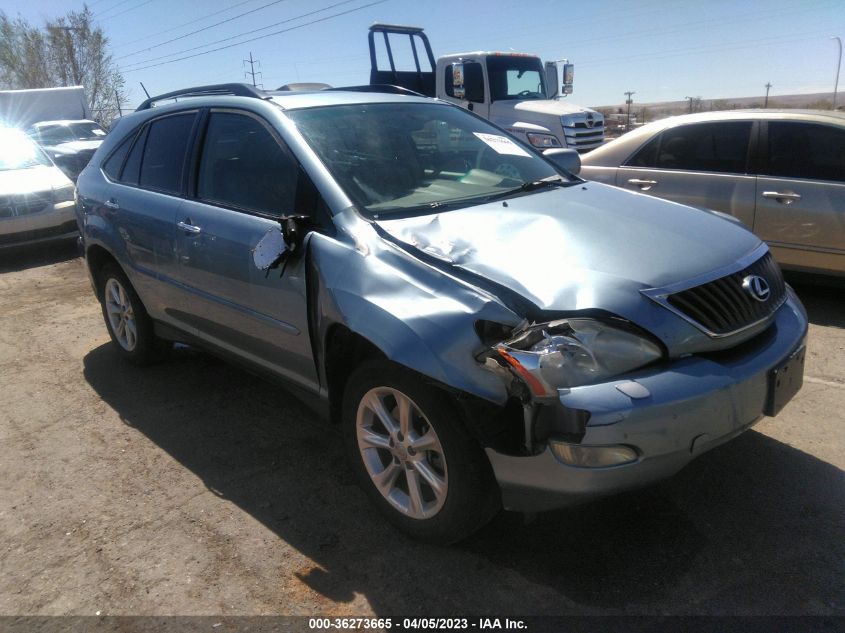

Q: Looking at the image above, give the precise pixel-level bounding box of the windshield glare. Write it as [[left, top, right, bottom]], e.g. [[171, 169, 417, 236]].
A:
[[488, 56, 547, 101], [288, 103, 569, 216], [0, 130, 53, 171], [34, 122, 106, 144]]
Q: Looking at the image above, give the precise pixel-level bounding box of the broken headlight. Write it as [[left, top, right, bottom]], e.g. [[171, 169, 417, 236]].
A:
[[493, 318, 662, 397]]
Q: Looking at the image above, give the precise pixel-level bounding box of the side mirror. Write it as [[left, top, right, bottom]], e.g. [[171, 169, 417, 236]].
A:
[[543, 148, 581, 175], [252, 227, 288, 271]]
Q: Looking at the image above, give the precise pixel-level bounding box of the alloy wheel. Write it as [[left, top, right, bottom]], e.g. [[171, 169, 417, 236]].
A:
[[355, 387, 448, 519]]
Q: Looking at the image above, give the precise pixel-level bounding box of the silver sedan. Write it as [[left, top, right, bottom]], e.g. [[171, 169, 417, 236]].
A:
[[580, 110, 845, 276], [0, 127, 77, 250]]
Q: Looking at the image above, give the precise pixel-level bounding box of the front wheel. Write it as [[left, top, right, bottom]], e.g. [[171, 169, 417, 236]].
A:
[[342, 359, 499, 543]]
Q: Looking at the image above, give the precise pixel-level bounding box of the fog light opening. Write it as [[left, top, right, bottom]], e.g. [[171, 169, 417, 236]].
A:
[[549, 440, 638, 468]]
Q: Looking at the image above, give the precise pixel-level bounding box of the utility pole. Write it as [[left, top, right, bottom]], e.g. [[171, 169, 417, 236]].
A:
[[624, 91, 635, 131], [764, 82, 772, 107], [243, 52, 262, 88], [684, 96, 695, 113], [832, 36, 842, 109]]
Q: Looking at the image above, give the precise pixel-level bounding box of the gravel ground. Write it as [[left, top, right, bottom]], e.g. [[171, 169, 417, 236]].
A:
[[0, 244, 843, 617]]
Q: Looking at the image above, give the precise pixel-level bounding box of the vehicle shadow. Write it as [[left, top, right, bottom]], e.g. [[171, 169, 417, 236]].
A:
[[787, 273, 845, 329], [82, 344, 845, 615], [0, 239, 79, 273]]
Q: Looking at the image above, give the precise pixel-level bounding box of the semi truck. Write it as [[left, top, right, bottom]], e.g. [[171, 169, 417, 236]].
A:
[[367, 24, 604, 152]]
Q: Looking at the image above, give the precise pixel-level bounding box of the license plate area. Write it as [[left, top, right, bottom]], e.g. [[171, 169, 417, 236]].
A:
[[765, 345, 806, 416]]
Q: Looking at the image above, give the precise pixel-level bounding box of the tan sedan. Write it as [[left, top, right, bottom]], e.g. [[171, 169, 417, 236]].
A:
[[580, 110, 845, 276]]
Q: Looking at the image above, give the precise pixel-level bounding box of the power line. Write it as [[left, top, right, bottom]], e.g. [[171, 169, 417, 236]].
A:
[[94, 0, 142, 19], [116, 0, 290, 60], [578, 29, 831, 69], [113, 0, 259, 49], [121, 0, 388, 74], [99, 0, 156, 22], [121, 0, 364, 72]]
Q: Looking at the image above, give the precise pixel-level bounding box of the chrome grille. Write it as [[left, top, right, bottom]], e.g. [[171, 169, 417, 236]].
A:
[[666, 252, 786, 336], [561, 113, 605, 151], [4, 191, 53, 216]]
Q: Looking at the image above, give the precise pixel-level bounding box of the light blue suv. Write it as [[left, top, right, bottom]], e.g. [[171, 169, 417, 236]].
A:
[[76, 84, 808, 543]]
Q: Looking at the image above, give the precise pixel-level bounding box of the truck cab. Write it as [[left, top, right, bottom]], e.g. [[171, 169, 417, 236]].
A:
[[368, 24, 604, 152]]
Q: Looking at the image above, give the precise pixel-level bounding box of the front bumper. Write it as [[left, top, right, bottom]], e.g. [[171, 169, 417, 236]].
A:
[[486, 289, 808, 512]]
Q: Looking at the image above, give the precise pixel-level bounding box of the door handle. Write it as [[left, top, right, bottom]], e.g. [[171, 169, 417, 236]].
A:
[[177, 220, 202, 234], [103, 198, 120, 210], [627, 178, 658, 190], [762, 190, 801, 204]]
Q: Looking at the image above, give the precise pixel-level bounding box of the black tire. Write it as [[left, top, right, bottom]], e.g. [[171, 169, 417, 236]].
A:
[[342, 359, 500, 544], [98, 263, 169, 365]]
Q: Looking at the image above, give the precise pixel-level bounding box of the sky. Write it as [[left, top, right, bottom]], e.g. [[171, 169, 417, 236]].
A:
[[4, 0, 844, 111]]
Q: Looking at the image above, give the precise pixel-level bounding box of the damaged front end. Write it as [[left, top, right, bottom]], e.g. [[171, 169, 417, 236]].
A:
[[478, 316, 664, 464]]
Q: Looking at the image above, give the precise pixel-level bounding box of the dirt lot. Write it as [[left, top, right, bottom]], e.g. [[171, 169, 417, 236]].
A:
[[0, 245, 843, 617]]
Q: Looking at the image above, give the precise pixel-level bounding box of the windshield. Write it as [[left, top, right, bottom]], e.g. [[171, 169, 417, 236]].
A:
[[487, 56, 547, 101], [33, 121, 106, 144], [0, 129, 53, 171], [288, 103, 571, 217]]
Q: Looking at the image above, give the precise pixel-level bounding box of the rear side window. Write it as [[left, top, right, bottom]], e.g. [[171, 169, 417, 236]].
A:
[[763, 122, 845, 182], [139, 113, 196, 194], [197, 112, 298, 215], [628, 121, 752, 174]]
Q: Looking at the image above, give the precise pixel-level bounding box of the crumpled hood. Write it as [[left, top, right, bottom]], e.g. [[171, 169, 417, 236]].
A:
[[510, 99, 600, 117], [0, 165, 72, 196], [374, 182, 762, 352]]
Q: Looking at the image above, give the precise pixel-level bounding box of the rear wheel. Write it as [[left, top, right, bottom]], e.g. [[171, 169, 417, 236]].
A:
[[343, 359, 499, 543], [99, 263, 169, 364]]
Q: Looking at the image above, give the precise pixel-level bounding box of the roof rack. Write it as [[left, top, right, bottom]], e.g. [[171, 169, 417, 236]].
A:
[[326, 84, 425, 97], [136, 83, 267, 111]]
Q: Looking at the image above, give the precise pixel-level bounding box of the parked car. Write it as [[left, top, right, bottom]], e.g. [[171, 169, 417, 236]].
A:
[[76, 85, 807, 543], [27, 119, 107, 181], [580, 110, 845, 277], [0, 127, 78, 250]]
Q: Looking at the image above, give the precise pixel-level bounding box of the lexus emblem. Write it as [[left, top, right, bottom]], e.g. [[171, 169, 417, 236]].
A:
[[742, 275, 770, 302]]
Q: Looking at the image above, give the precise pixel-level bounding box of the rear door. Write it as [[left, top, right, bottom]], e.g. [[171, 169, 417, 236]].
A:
[[615, 120, 757, 228], [754, 120, 845, 274], [173, 109, 318, 390], [101, 111, 198, 320]]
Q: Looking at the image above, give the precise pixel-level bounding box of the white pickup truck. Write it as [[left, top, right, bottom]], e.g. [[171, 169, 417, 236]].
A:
[[368, 23, 604, 152]]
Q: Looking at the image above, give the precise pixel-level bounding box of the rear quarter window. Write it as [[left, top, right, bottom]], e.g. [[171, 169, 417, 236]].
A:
[[102, 134, 134, 181]]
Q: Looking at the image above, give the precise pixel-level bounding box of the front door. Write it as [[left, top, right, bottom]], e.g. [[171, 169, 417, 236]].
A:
[[173, 110, 318, 390], [753, 120, 845, 274]]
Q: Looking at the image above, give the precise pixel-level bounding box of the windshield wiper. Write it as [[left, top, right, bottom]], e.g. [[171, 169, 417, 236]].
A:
[[483, 177, 569, 203]]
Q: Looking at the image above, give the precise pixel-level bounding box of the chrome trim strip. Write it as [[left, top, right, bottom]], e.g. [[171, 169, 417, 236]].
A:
[[640, 242, 785, 339]]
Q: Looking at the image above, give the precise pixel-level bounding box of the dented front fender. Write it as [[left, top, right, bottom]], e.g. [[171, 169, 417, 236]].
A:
[[308, 209, 521, 404]]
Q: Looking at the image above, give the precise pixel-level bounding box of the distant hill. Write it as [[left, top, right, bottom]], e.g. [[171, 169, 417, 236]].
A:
[[595, 92, 840, 123]]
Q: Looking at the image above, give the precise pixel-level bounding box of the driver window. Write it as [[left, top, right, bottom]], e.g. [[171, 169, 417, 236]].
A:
[[198, 112, 299, 216]]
